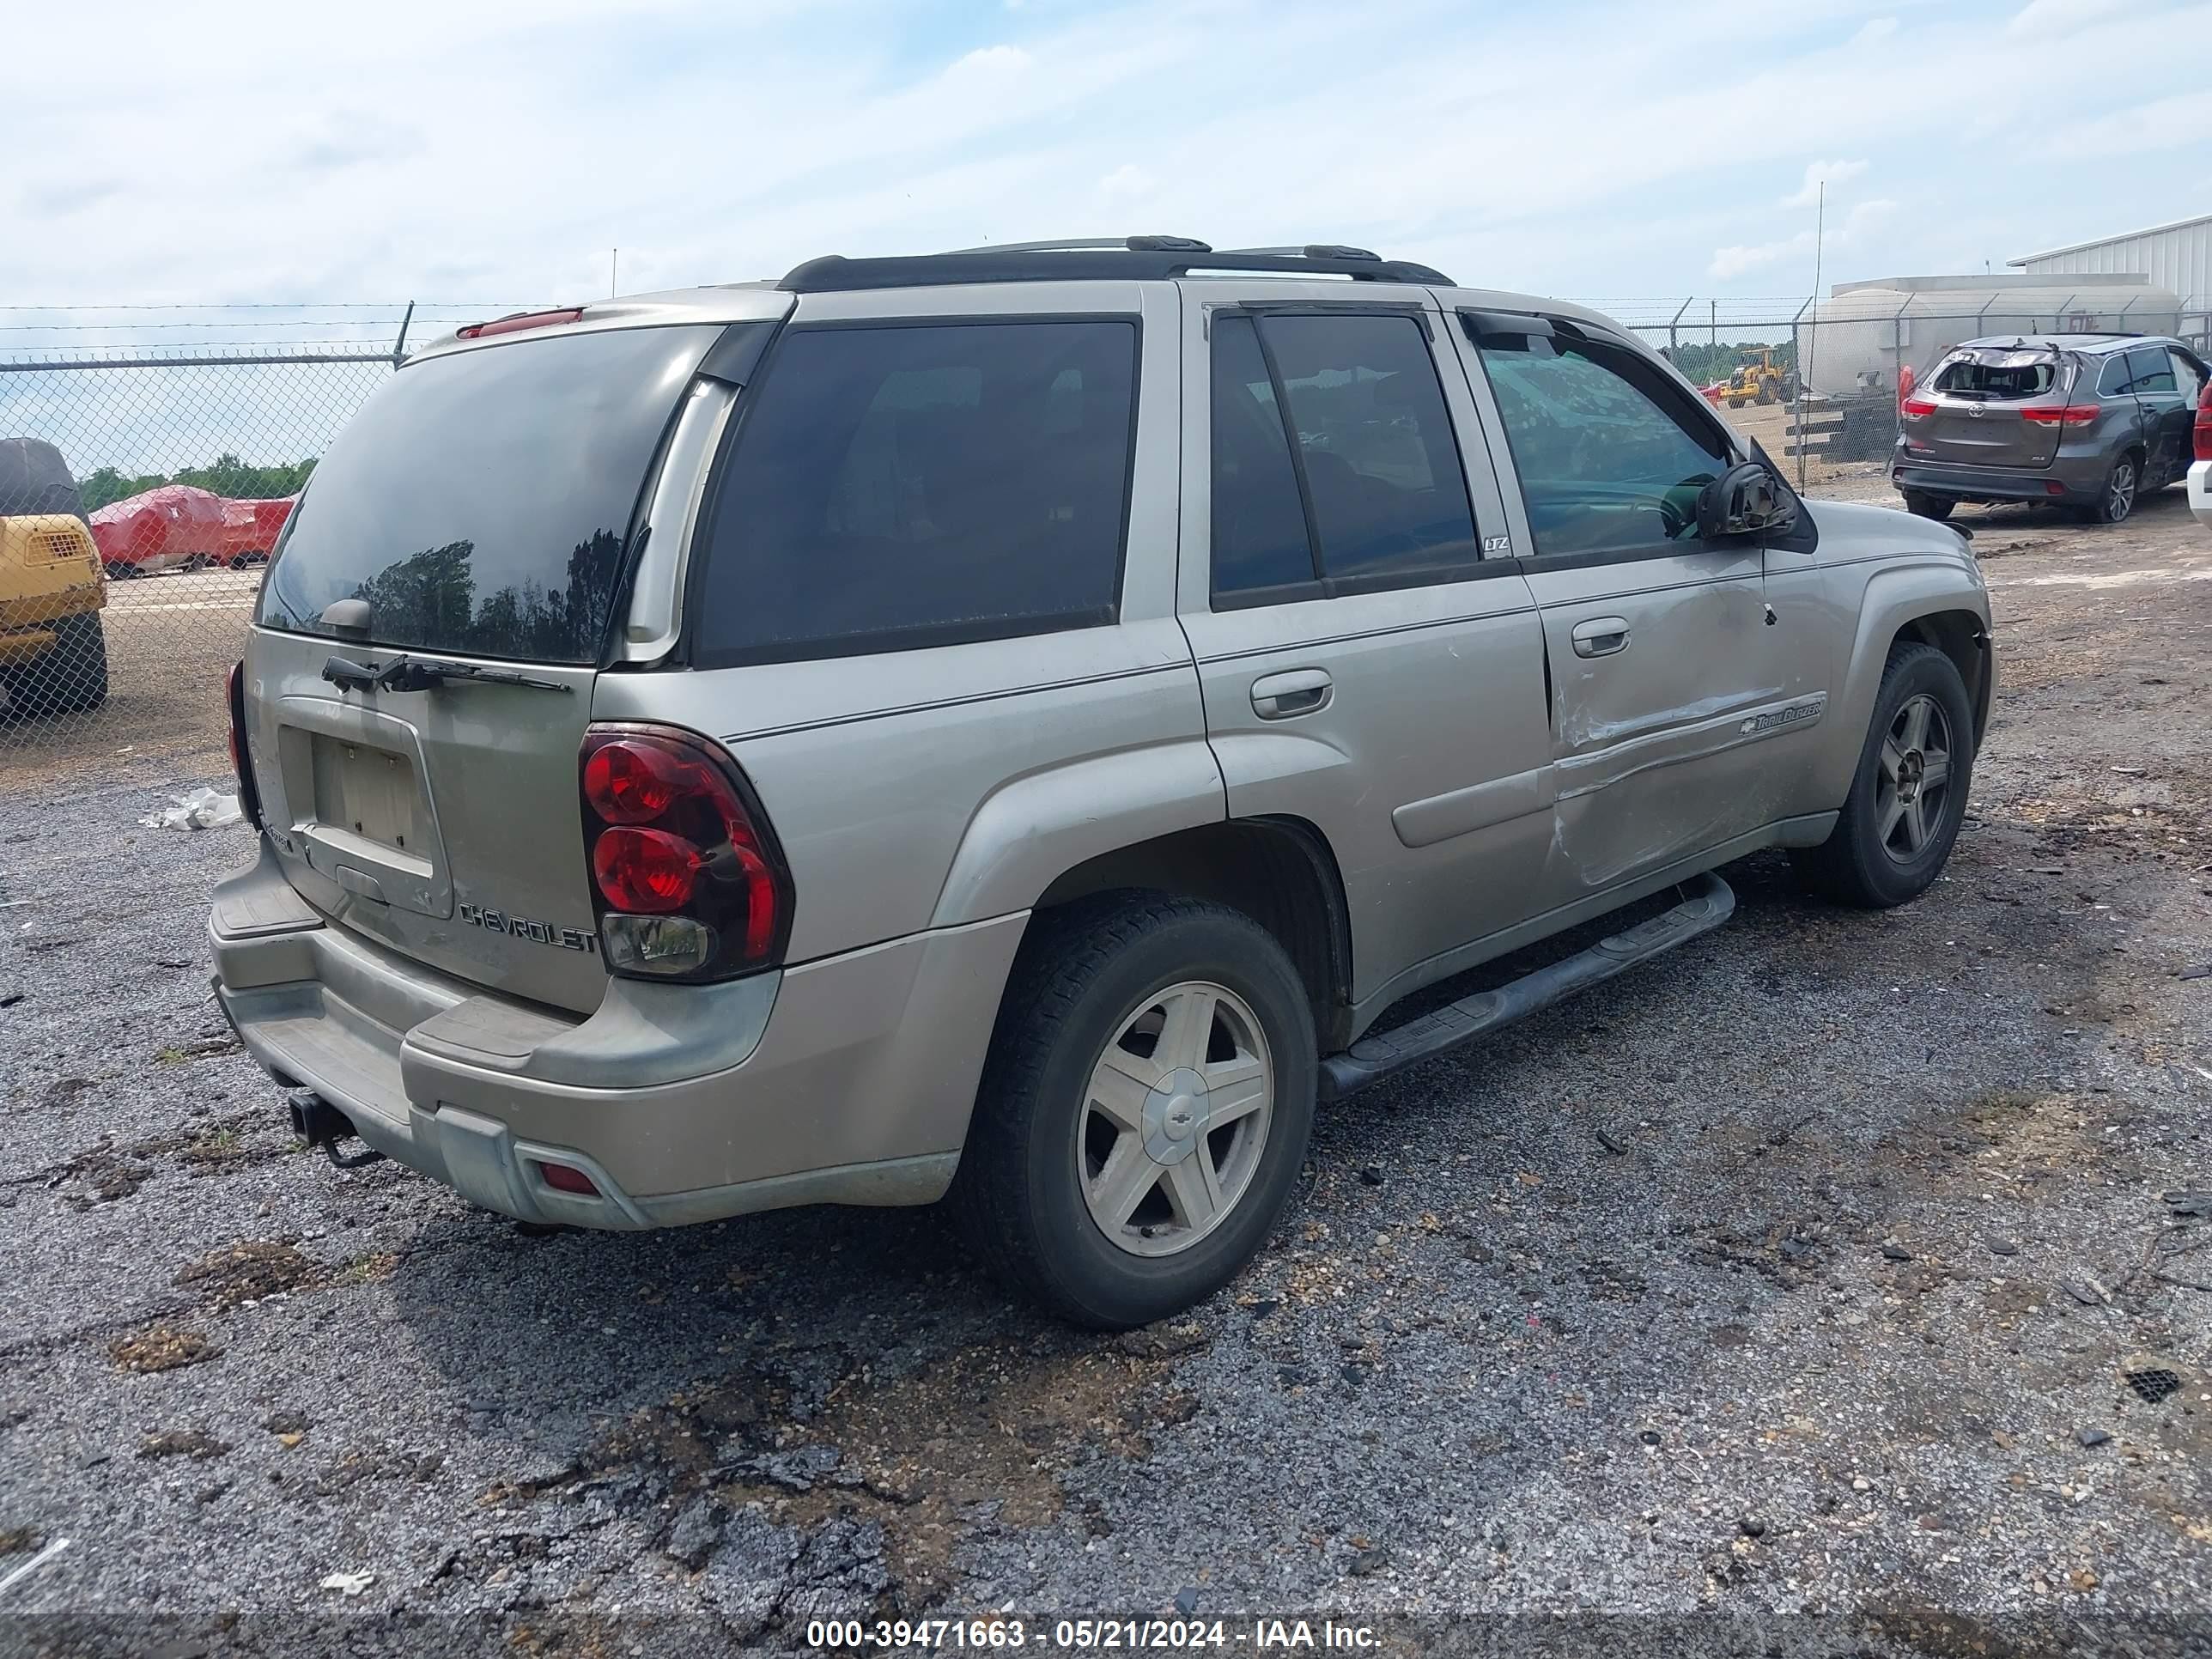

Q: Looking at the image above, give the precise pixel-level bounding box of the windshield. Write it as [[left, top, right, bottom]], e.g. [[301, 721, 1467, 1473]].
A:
[[258, 325, 717, 663]]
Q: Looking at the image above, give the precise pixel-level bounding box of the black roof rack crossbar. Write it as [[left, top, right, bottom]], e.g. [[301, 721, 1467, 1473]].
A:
[[780, 243, 1452, 294]]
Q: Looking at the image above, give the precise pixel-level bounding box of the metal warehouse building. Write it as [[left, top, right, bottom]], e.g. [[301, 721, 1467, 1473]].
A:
[[2009, 212, 2211, 308]]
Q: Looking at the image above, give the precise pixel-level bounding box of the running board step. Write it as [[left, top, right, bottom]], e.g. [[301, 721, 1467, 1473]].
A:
[[1318, 872, 1735, 1102]]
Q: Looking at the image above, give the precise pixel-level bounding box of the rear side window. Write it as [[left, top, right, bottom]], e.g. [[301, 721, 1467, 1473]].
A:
[[2098, 355, 2138, 397], [692, 320, 1136, 665], [2128, 348, 2177, 394], [1207, 310, 1480, 605], [1935, 352, 2057, 398], [259, 325, 720, 663], [1476, 334, 1727, 556]]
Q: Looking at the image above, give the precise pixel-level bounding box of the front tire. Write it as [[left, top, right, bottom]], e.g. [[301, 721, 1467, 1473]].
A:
[[951, 894, 1316, 1328], [1902, 490, 1954, 521], [1790, 642, 1973, 908], [9, 613, 109, 718]]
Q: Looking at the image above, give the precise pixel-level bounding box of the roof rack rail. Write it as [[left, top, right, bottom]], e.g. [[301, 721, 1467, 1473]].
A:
[[778, 239, 1451, 295], [1222, 243, 1382, 262], [940, 235, 1214, 255]]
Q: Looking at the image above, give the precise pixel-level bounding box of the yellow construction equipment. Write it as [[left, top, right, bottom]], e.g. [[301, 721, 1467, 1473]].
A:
[[1723, 349, 1799, 408]]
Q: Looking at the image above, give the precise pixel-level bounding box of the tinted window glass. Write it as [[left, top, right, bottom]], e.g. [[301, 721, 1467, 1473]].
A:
[[1210, 315, 1317, 599], [2097, 355, 2137, 397], [694, 321, 1135, 664], [1262, 313, 1480, 582], [2128, 348, 2177, 394], [259, 325, 716, 662], [1478, 336, 1727, 556]]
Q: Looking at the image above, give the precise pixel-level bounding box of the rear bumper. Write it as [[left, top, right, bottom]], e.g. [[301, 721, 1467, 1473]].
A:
[[1890, 455, 2087, 504], [2190, 459, 2211, 531], [210, 843, 1024, 1229]]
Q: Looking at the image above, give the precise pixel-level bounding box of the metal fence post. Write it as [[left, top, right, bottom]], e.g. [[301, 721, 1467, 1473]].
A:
[[1668, 297, 1691, 360]]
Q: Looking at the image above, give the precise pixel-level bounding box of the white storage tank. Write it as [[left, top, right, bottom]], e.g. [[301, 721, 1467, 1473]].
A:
[[1797, 273, 2183, 398]]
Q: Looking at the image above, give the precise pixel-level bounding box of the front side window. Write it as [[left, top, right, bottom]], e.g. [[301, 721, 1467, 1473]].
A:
[[1206, 309, 1480, 604], [691, 320, 1137, 664], [1476, 332, 1728, 556], [2128, 348, 2178, 394]]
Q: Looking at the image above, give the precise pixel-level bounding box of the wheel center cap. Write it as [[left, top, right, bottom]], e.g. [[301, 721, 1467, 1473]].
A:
[[1142, 1067, 1209, 1164], [1898, 749, 1924, 801]]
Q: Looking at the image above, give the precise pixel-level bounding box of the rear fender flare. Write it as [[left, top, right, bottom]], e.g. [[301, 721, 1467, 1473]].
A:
[[927, 738, 1227, 930]]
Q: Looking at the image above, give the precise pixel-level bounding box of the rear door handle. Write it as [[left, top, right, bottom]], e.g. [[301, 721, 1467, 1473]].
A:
[[1250, 668, 1333, 720], [1571, 617, 1631, 658]]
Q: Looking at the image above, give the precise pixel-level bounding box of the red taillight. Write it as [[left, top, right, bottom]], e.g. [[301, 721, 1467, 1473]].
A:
[[1900, 397, 1936, 420], [578, 726, 792, 981], [456, 307, 584, 340], [2020, 404, 2100, 428], [583, 738, 689, 823], [592, 827, 701, 912], [2194, 381, 2212, 463], [225, 661, 265, 831]]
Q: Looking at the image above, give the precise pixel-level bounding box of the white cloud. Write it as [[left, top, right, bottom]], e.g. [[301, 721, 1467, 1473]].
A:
[[4, 0, 2211, 319], [1708, 198, 1897, 282], [1096, 165, 1156, 201], [2007, 0, 2130, 33], [1781, 159, 1869, 210], [2033, 89, 2212, 158], [1850, 15, 1899, 44]]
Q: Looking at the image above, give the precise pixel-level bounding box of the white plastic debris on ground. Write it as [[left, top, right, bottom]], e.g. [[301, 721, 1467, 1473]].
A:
[[139, 788, 242, 831]]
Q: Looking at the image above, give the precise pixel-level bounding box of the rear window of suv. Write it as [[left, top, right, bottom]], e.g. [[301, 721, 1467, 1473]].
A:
[[691, 319, 1138, 665], [1931, 351, 2057, 398], [259, 325, 720, 663]]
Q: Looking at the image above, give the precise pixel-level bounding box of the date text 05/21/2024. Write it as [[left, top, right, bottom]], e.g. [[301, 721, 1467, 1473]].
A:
[[805, 1619, 1382, 1650]]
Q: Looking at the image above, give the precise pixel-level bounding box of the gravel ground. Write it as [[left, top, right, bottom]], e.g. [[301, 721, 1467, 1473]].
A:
[[3, 483, 2209, 1656]]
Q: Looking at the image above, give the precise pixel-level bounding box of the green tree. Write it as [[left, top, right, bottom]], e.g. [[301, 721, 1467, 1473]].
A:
[[77, 455, 317, 513]]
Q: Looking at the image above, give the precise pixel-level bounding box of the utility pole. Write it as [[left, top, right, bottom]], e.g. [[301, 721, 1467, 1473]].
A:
[[611, 248, 619, 297]]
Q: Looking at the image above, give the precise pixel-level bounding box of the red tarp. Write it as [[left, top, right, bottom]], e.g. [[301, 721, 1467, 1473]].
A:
[[89, 483, 228, 570], [219, 496, 294, 560]]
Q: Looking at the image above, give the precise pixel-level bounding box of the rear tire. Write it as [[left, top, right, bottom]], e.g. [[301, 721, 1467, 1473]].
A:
[[2083, 453, 2139, 524], [1790, 641, 1972, 908], [951, 894, 1316, 1329], [9, 613, 109, 718], [1902, 491, 1954, 521]]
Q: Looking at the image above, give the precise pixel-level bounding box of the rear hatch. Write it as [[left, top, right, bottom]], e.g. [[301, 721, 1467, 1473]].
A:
[[243, 320, 729, 1013], [1908, 344, 2072, 471]]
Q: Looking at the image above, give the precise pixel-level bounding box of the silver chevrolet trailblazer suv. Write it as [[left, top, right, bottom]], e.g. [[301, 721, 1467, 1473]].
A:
[[212, 237, 1994, 1327]]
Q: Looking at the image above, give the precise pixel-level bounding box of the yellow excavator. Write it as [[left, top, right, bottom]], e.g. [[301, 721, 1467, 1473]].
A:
[[1, 438, 109, 718], [1722, 348, 1801, 408]]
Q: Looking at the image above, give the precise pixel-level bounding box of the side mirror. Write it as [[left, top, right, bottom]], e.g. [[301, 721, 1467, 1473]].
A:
[[1696, 459, 1799, 540]]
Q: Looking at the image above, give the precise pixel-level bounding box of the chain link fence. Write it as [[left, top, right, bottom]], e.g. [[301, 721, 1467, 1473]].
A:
[[4, 291, 2207, 789]]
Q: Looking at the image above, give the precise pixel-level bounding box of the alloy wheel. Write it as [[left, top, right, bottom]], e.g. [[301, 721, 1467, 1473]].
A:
[[1078, 980, 1274, 1258], [1875, 692, 1955, 863]]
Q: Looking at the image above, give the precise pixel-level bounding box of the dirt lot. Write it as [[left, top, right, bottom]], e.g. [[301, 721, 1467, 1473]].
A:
[[2, 483, 2209, 1654], [0, 565, 252, 793]]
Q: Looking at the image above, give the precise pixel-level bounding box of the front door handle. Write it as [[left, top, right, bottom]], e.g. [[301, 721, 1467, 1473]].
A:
[[1250, 668, 1333, 720], [1571, 617, 1631, 658]]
